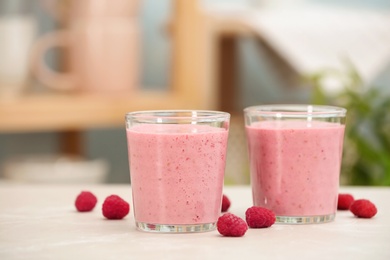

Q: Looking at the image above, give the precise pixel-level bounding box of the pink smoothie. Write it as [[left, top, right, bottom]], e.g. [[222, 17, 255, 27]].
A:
[[127, 124, 229, 225], [246, 120, 345, 216]]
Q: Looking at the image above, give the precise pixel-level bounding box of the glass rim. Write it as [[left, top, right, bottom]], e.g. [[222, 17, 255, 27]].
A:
[[125, 110, 230, 121], [244, 104, 346, 117]]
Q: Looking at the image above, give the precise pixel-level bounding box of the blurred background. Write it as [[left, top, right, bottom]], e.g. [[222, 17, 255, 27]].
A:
[[0, 0, 389, 185]]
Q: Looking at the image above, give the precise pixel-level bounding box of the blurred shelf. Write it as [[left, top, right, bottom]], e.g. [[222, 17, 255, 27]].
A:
[[0, 3, 251, 135], [0, 2, 253, 135], [0, 91, 198, 133]]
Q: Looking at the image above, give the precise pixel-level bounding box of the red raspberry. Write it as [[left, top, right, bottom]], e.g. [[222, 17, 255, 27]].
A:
[[221, 194, 231, 212], [102, 195, 130, 220], [245, 206, 275, 228], [350, 199, 377, 218], [217, 213, 248, 237], [337, 193, 355, 210], [75, 191, 97, 212]]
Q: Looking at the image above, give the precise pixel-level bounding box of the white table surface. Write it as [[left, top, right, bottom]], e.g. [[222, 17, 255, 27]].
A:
[[0, 182, 389, 260]]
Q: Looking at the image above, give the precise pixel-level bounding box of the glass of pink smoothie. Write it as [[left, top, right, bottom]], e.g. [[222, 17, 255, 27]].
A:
[[126, 110, 230, 232], [244, 105, 346, 224]]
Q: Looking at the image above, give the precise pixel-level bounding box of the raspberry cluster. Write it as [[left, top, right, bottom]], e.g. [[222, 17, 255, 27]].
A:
[[217, 204, 275, 237], [338, 193, 377, 218], [74, 191, 377, 237], [217, 192, 378, 237], [74, 191, 130, 219]]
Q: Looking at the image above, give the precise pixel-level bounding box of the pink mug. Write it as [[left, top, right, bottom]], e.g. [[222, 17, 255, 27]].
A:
[[32, 0, 141, 95]]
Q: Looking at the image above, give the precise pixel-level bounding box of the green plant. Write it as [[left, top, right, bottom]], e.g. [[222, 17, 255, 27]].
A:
[[305, 63, 390, 186]]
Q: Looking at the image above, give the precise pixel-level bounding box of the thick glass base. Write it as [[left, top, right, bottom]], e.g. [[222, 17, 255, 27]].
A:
[[276, 214, 335, 224], [136, 222, 216, 233]]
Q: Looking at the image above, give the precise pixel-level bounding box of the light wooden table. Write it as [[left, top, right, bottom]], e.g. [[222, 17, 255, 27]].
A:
[[0, 182, 389, 260]]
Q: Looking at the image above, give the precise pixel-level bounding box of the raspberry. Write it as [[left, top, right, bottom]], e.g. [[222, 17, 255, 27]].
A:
[[75, 191, 97, 212], [245, 206, 276, 228], [350, 199, 377, 218], [221, 194, 231, 212], [337, 193, 355, 210], [102, 195, 130, 220], [217, 213, 248, 237]]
